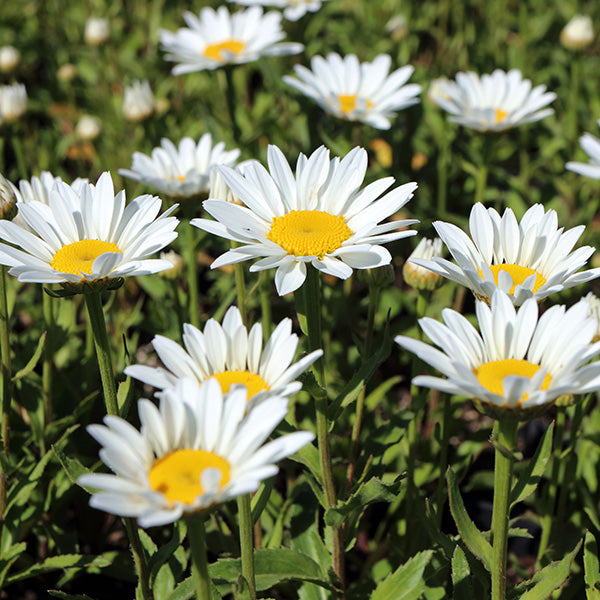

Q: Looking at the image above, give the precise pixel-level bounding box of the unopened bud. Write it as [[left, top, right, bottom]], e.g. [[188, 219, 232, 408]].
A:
[[0, 174, 18, 221], [560, 15, 593, 51], [84, 17, 110, 46], [0, 46, 20, 72], [403, 237, 444, 291], [123, 80, 154, 122]]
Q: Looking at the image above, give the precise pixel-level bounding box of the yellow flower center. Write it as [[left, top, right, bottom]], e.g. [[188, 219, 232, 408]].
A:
[[267, 210, 353, 258], [204, 39, 245, 62], [149, 449, 231, 506], [211, 370, 269, 400], [478, 264, 547, 295], [494, 108, 508, 124], [474, 358, 552, 405], [51, 239, 122, 275], [338, 94, 373, 115]]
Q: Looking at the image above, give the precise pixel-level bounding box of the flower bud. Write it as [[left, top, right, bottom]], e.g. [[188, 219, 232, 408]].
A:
[[57, 63, 77, 82], [123, 80, 154, 122], [0, 173, 18, 221], [403, 237, 444, 291], [560, 15, 593, 51], [0, 46, 20, 72], [584, 291, 600, 342], [84, 17, 110, 46], [0, 83, 27, 125], [76, 115, 101, 140], [159, 250, 184, 279]]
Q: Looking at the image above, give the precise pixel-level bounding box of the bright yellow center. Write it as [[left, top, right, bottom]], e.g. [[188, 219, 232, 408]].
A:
[[204, 39, 245, 61], [50, 239, 122, 275], [494, 108, 508, 124], [474, 358, 552, 405], [148, 449, 231, 506], [267, 210, 353, 258], [338, 94, 373, 115], [212, 370, 269, 400], [478, 264, 547, 295]]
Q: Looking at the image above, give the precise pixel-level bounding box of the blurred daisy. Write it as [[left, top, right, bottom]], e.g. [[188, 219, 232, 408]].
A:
[[560, 15, 594, 51], [79, 378, 314, 527], [159, 6, 303, 75], [396, 289, 600, 417], [123, 80, 154, 122], [0, 83, 27, 125], [566, 119, 600, 179], [84, 17, 110, 45], [76, 115, 101, 140], [119, 135, 240, 198], [432, 69, 555, 132], [228, 0, 328, 21], [284, 53, 421, 130], [0, 46, 20, 72], [0, 172, 179, 284], [192, 145, 418, 296], [125, 305, 322, 408], [413, 203, 600, 305]]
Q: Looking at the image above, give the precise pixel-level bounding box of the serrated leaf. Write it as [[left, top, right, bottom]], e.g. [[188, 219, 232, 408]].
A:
[[12, 332, 46, 380], [452, 545, 473, 600], [371, 550, 434, 600], [0, 542, 27, 586], [585, 531, 600, 600], [166, 576, 222, 600], [48, 592, 95, 600], [510, 422, 554, 507], [53, 445, 94, 492], [447, 468, 492, 569]]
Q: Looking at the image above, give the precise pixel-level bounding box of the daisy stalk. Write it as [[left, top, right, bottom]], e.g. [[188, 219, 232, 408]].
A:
[[186, 516, 212, 600]]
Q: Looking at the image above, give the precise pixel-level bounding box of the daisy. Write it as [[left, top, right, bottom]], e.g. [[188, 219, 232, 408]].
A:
[[395, 289, 600, 417], [566, 119, 600, 179], [159, 6, 303, 75], [191, 145, 418, 296], [283, 53, 421, 130], [0, 83, 27, 125], [125, 305, 322, 408], [413, 203, 600, 305], [119, 134, 241, 198], [0, 172, 179, 285], [79, 378, 315, 527], [228, 0, 328, 22], [432, 69, 555, 132]]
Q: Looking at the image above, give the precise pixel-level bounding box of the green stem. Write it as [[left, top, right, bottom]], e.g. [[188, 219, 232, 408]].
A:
[[0, 267, 11, 456], [234, 261, 247, 327], [11, 131, 27, 181], [474, 161, 488, 206], [124, 517, 154, 600], [42, 291, 54, 425], [224, 66, 241, 144], [183, 221, 200, 328], [259, 272, 272, 338], [434, 393, 452, 527], [569, 54, 581, 146], [237, 494, 256, 600], [186, 516, 212, 600], [437, 135, 449, 216], [490, 418, 519, 600]]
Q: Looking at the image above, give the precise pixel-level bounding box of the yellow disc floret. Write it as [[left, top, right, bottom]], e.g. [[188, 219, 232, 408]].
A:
[[51, 239, 122, 275], [267, 210, 353, 258], [494, 108, 509, 124], [478, 264, 547, 295], [337, 94, 373, 115], [204, 39, 245, 62], [149, 449, 231, 506], [212, 370, 269, 400], [474, 358, 552, 405]]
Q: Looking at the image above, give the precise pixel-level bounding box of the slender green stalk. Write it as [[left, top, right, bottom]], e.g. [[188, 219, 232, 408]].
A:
[[433, 393, 452, 527], [11, 131, 27, 181], [234, 261, 247, 326], [183, 220, 200, 328], [224, 66, 241, 144], [83, 291, 153, 600], [259, 272, 272, 338], [490, 418, 519, 600], [42, 291, 54, 425], [437, 135, 449, 216], [186, 516, 212, 600], [474, 162, 488, 206], [237, 494, 257, 600], [568, 54, 581, 146]]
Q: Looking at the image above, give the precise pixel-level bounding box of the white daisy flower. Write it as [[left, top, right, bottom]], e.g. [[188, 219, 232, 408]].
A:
[[191, 145, 418, 296], [228, 0, 328, 22], [0, 83, 27, 125], [413, 203, 600, 305], [119, 134, 241, 199], [395, 289, 600, 417], [159, 6, 303, 75], [283, 53, 421, 130], [123, 80, 154, 122], [78, 378, 314, 527], [432, 69, 555, 132], [0, 172, 179, 284], [566, 119, 600, 179], [125, 305, 321, 409]]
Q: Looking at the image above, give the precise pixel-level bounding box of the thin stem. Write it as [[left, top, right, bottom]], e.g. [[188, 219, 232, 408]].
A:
[[234, 261, 247, 326], [124, 517, 154, 600], [237, 494, 256, 600], [259, 272, 272, 338], [183, 221, 200, 328], [474, 162, 488, 206], [186, 516, 212, 600], [0, 267, 11, 456], [568, 54, 581, 146], [42, 291, 54, 425], [434, 393, 452, 527], [224, 66, 241, 144], [490, 418, 519, 600], [11, 131, 27, 181], [437, 135, 449, 216]]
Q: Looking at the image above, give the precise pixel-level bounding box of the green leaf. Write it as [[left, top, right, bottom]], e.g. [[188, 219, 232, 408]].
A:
[[0, 542, 27, 586], [371, 550, 434, 600], [48, 592, 95, 600], [447, 468, 492, 569], [53, 445, 94, 492], [510, 422, 554, 507], [166, 576, 222, 600], [251, 477, 275, 525], [584, 531, 600, 600], [452, 545, 473, 600], [117, 375, 134, 418], [12, 332, 46, 380]]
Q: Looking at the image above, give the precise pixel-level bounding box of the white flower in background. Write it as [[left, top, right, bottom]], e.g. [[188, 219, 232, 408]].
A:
[[57, 64, 77, 82], [79, 378, 314, 527], [413, 203, 600, 305], [584, 292, 600, 342], [432, 69, 555, 132], [76, 115, 101, 140], [125, 305, 322, 410], [123, 80, 154, 122], [427, 77, 452, 105], [396, 289, 600, 417], [284, 53, 421, 130], [209, 159, 261, 205], [228, 0, 328, 21], [192, 145, 418, 296], [0, 173, 17, 221], [84, 17, 110, 45], [159, 6, 303, 74], [403, 237, 444, 291], [560, 15, 594, 51], [0, 172, 179, 284], [566, 119, 600, 179], [0, 46, 20, 72], [0, 83, 27, 125], [119, 135, 240, 198]]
